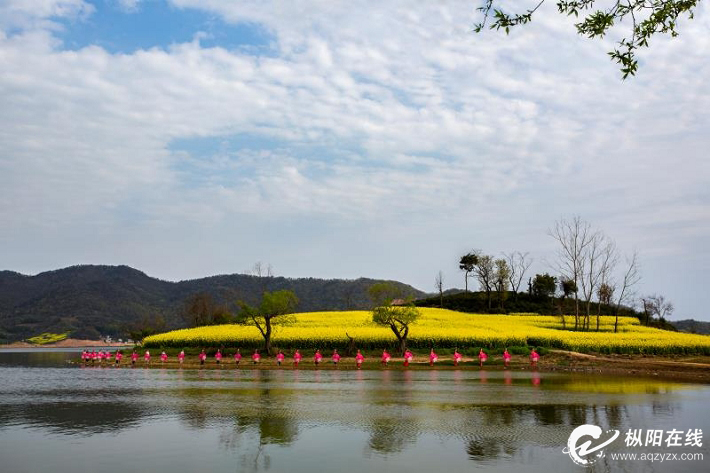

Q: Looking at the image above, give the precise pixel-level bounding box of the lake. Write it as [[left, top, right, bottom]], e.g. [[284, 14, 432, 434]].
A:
[[0, 349, 707, 472]]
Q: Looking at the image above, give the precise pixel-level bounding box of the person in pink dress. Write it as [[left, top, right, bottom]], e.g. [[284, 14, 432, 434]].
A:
[[314, 349, 323, 366], [81, 350, 87, 363], [403, 349, 414, 367], [215, 349, 222, 364], [355, 350, 364, 369], [276, 350, 285, 366], [178, 350, 185, 364], [233, 349, 242, 365], [98, 351, 105, 364], [453, 349, 463, 366], [503, 348, 512, 368], [160, 351, 168, 363], [429, 349, 438, 366], [115, 351, 122, 365], [331, 349, 341, 365], [91, 350, 98, 364], [144, 350, 151, 364], [131, 350, 138, 366], [252, 350, 261, 364], [529, 348, 540, 367], [105, 351, 112, 363], [478, 348, 488, 367], [381, 350, 391, 366], [293, 350, 302, 367], [199, 349, 207, 365]]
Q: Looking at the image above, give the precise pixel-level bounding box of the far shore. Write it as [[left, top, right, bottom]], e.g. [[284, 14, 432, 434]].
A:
[[0, 338, 134, 348]]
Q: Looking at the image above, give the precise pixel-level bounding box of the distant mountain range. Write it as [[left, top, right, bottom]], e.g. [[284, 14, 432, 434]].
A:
[[0, 265, 425, 342], [671, 319, 710, 335]]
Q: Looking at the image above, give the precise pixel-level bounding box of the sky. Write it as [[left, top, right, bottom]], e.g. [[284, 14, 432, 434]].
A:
[[0, 1, 708, 320]]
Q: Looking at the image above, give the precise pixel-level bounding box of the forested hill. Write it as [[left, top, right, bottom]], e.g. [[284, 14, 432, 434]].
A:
[[0, 265, 425, 342]]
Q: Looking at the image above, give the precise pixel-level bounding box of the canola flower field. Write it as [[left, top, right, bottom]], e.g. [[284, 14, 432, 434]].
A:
[[143, 309, 710, 355]]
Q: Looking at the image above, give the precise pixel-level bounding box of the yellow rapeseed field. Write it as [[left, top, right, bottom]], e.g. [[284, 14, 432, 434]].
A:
[[143, 309, 710, 355]]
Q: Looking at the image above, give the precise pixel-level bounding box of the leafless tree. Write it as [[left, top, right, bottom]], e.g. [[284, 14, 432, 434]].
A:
[[614, 252, 641, 333], [434, 271, 444, 308], [505, 251, 533, 301], [644, 294, 674, 323], [579, 234, 617, 330], [549, 216, 596, 330], [251, 261, 273, 278]]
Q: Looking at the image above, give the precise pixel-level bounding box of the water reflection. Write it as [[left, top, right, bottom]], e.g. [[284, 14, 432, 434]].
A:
[[1, 352, 708, 473]]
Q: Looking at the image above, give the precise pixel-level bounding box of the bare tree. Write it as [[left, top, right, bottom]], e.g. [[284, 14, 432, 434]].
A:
[[613, 252, 641, 333], [549, 217, 596, 330], [505, 251, 533, 301], [644, 294, 674, 323], [434, 271, 444, 308], [251, 261, 274, 278], [579, 234, 617, 330]]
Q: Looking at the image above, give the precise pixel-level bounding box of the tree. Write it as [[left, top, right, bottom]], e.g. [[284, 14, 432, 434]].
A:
[[493, 259, 511, 310], [183, 293, 216, 327], [644, 294, 674, 322], [474, 0, 699, 78], [532, 273, 557, 300], [597, 282, 615, 331], [459, 251, 480, 292], [369, 283, 420, 354], [505, 251, 533, 301], [549, 216, 596, 330], [434, 271, 444, 307], [613, 251, 641, 332], [473, 254, 496, 310], [579, 232, 617, 330], [237, 290, 299, 354]]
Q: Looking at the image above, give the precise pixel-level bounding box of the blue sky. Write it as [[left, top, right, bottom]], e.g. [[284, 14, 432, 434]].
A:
[[0, 0, 708, 320]]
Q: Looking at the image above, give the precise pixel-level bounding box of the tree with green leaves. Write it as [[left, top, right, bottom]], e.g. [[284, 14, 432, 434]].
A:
[[474, 0, 699, 78], [237, 290, 299, 354], [532, 273, 558, 300], [459, 251, 480, 292], [369, 283, 420, 354]]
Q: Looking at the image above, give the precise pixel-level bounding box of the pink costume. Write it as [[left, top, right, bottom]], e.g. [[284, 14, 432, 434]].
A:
[[478, 350, 488, 363], [276, 353, 285, 364], [144, 351, 151, 362], [453, 351, 463, 365], [404, 350, 414, 367], [131, 353, 138, 363], [234, 352, 242, 363], [115, 352, 122, 363], [215, 351, 222, 363], [199, 352, 207, 363], [381, 351, 391, 364], [503, 350, 512, 361], [530, 350, 540, 363], [178, 351, 185, 363], [355, 352, 364, 367], [293, 352, 302, 365], [105, 352, 112, 361], [331, 352, 340, 364], [160, 352, 168, 362], [429, 351, 438, 365], [252, 353, 261, 363], [314, 352, 323, 364]]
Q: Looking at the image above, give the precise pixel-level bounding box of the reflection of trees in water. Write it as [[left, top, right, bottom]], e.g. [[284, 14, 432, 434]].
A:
[[4, 401, 145, 435], [367, 417, 416, 454], [463, 404, 639, 463], [174, 385, 299, 472]]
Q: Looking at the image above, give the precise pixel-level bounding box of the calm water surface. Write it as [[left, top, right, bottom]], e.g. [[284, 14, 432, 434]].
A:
[[0, 349, 708, 473]]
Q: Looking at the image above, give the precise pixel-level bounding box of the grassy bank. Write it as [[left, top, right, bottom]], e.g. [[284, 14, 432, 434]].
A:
[[143, 309, 710, 355]]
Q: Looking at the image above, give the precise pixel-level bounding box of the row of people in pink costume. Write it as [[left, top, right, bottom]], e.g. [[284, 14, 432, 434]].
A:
[[84, 347, 540, 368]]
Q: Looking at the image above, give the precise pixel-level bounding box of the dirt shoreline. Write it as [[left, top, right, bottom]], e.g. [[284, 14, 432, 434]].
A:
[[63, 349, 710, 383]]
